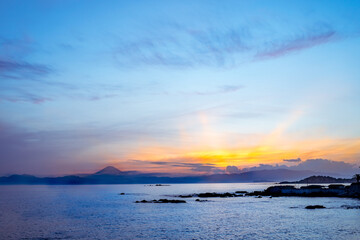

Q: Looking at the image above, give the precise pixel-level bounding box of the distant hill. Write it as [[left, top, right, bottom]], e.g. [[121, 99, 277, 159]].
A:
[[0, 167, 351, 185], [280, 175, 355, 184], [94, 166, 122, 175]]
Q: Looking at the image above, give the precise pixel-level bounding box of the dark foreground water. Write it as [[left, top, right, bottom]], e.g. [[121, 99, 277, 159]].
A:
[[0, 183, 359, 240]]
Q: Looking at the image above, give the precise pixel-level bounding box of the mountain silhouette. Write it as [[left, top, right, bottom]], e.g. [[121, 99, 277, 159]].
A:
[[94, 166, 122, 175]]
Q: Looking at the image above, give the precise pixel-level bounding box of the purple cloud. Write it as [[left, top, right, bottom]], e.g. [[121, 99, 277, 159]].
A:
[[254, 25, 338, 60], [0, 36, 124, 104], [112, 22, 349, 68], [241, 159, 358, 177], [283, 158, 302, 163], [226, 165, 241, 174], [0, 94, 52, 104], [0, 37, 52, 80], [0, 59, 51, 79]]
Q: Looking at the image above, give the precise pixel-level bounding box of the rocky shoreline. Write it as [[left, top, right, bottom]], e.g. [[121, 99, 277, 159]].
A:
[[246, 183, 360, 198], [132, 182, 360, 203]]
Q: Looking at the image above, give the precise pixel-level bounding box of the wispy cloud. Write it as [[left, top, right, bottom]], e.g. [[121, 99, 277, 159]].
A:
[[0, 36, 123, 104], [254, 24, 338, 60], [0, 59, 51, 79], [0, 92, 52, 104], [0, 36, 55, 104], [0, 37, 52, 80], [113, 25, 251, 68], [112, 22, 349, 68], [179, 85, 244, 96]]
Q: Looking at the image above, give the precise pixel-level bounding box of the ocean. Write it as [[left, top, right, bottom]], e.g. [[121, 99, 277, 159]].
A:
[[0, 183, 359, 240]]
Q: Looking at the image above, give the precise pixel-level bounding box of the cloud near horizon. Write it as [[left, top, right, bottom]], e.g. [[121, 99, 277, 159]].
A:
[[99, 158, 360, 178], [283, 158, 302, 163], [238, 158, 358, 177], [225, 165, 241, 174], [130, 159, 225, 175]]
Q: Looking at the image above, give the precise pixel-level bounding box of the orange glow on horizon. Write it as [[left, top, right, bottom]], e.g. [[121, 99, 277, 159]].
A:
[[107, 137, 360, 174], [104, 108, 360, 174]]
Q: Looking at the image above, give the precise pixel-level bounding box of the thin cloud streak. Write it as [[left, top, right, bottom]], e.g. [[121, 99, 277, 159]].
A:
[[0, 59, 52, 79], [254, 26, 338, 60], [283, 158, 302, 163], [178, 85, 244, 96], [112, 24, 251, 68], [0, 94, 52, 104], [0, 36, 52, 80], [112, 22, 351, 68]]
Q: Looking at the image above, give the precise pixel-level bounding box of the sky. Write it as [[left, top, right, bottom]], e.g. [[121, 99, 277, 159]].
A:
[[0, 0, 360, 176]]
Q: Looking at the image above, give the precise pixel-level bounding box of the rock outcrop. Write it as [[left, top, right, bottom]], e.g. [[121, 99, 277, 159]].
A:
[[135, 199, 186, 203], [247, 183, 360, 198]]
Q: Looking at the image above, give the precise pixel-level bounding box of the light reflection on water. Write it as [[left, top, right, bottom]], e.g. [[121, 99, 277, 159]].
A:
[[0, 183, 359, 240]]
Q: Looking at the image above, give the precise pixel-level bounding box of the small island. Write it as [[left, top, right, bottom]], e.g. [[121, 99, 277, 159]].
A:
[[280, 175, 355, 184], [247, 182, 360, 198], [169, 176, 360, 200]]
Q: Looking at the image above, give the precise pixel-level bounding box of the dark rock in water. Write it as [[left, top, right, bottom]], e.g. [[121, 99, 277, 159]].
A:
[[119, 193, 125, 195], [246, 191, 263, 196], [256, 196, 262, 198], [146, 184, 170, 186], [235, 191, 248, 194], [178, 194, 194, 198], [249, 183, 360, 198], [195, 199, 209, 202], [177, 192, 244, 198], [328, 184, 345, 189], [135, 199, 186, 203], [305, 205, 326, 209], [178, 192, 239, 198], [301, 185, 324, 189], [197, 192, 236, 198]]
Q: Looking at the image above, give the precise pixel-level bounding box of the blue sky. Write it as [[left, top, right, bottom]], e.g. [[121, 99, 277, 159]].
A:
[[0, 0, 360, 175]]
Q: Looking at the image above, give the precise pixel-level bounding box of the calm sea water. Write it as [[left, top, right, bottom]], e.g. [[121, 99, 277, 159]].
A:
[[0, 183, 359, 240]]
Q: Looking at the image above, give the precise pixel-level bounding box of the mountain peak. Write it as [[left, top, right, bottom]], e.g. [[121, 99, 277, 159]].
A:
[[94, 166, 122, 175]]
